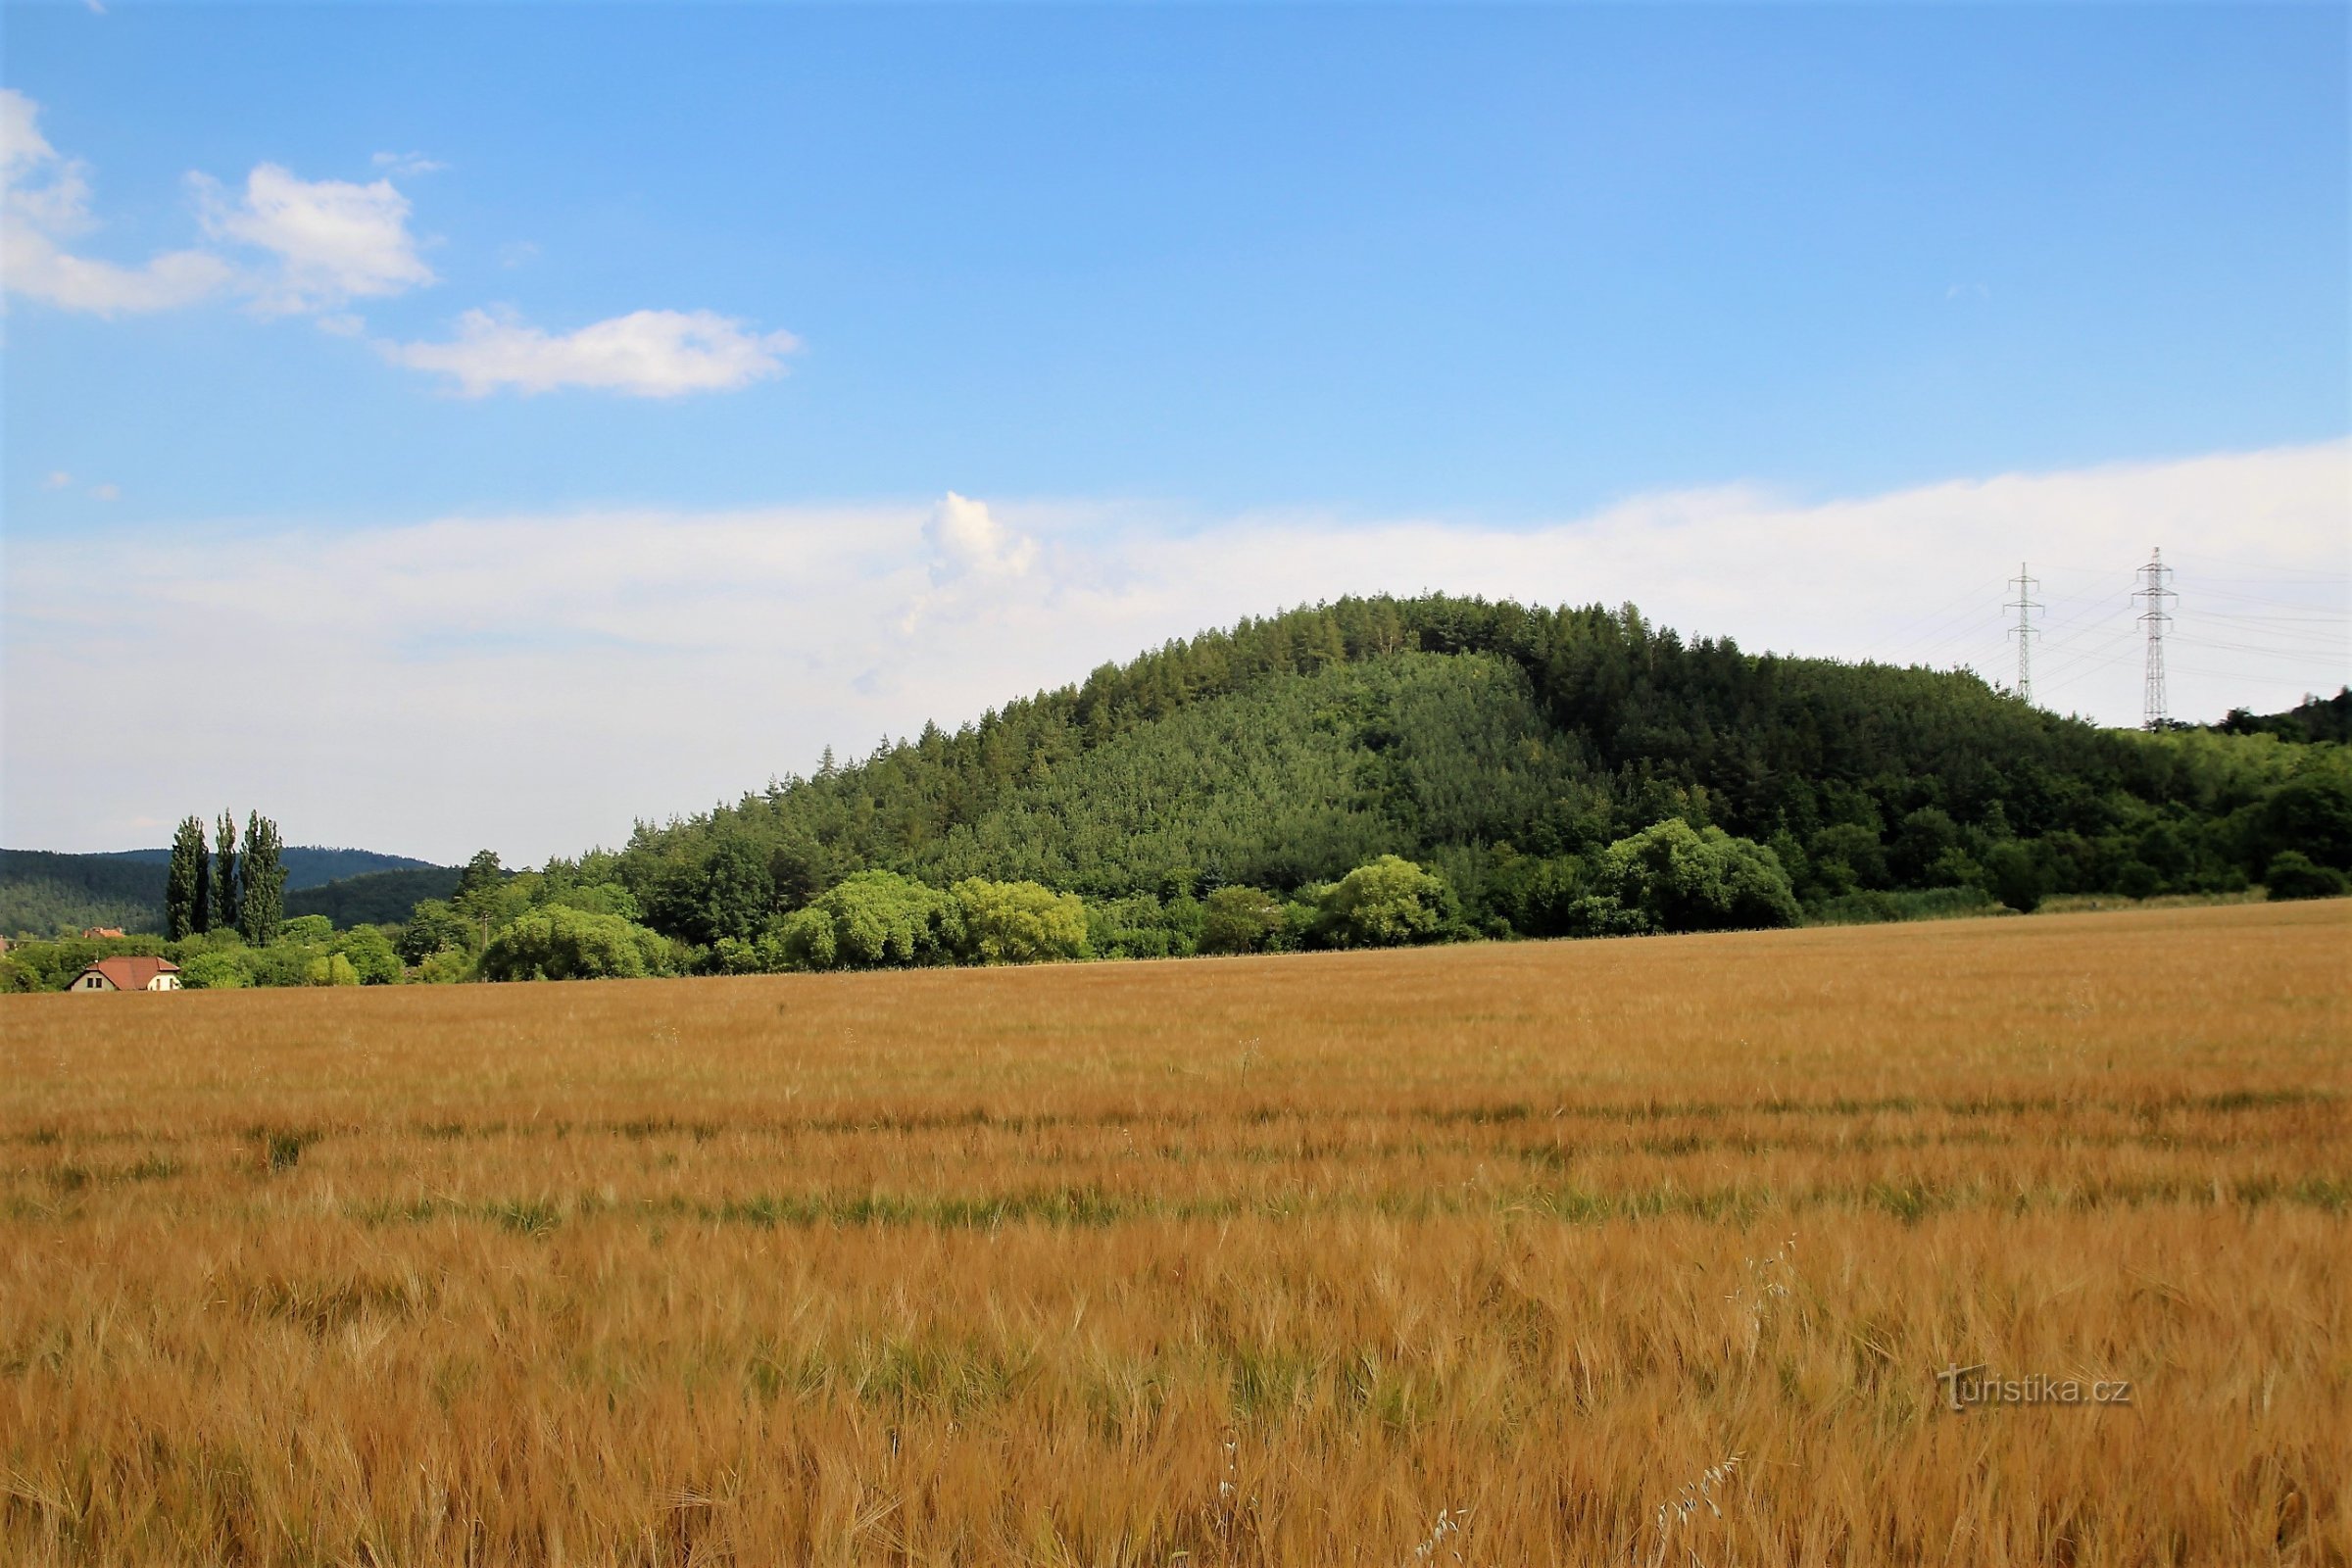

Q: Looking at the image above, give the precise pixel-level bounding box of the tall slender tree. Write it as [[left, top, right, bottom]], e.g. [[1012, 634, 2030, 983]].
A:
[[165, 816, 207, 940], [239, 812, 286, 947], [191, 823, 212, 934], [212, 811, 240, 934]]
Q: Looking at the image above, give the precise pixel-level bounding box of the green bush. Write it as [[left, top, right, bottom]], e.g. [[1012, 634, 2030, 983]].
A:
[[1601, 819, 1799, 933], [416, 948, 476, 984], [480, 906, 678, 981], [1199, 885, 1287, 955], [1316, 856, 1455, 948], [331, 926, 403, 985], [2264, 851, 2349, 902], [177, 951, 252, 989], [952, 878, 1089, 964], [779, 870, 960, 970], [279, 914, 334, 946], [305, 953, 362, 987]]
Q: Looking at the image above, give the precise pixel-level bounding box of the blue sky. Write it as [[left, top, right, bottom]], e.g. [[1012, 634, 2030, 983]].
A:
[[4, 3, 2347, 859]]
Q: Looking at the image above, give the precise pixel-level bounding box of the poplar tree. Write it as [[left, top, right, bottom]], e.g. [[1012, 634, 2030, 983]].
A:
[[212, 811, 240, 934], [239, 812, 287, 947], [165, 816, 207, 940]]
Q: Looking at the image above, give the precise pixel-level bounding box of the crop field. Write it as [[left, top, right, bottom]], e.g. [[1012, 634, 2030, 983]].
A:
[[3, 901, 2348, 1566]]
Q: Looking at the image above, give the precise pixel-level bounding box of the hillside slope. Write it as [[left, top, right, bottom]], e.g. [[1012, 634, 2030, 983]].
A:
[[596, 594, 2348, 948]]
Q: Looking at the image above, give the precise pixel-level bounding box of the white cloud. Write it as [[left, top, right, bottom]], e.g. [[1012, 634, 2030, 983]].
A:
[[496, 240, 539, 270], [88, 482, 120, 501], [924, 491, 1037, 583], [192, 162, 434, 314], [382, 307, 800, 397], [43, 470, 72, 489], [4, 443, 2344, 861], [370, 150, 445, 178], [1, 88, 236, 315]]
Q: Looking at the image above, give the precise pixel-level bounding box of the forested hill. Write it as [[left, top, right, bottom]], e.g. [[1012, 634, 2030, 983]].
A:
[[0, 847, 448, 937], [590, 595, 2348, 947]]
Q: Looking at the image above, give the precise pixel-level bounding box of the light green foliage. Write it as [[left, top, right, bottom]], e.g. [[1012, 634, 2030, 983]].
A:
[[1316, 856, 1455, 948], [779, 870, 957, 970], [1199, 885, 1287, 955], [399, 899, 474, 964], [1600, 819, 1800, 933], [951, 878, 1090, 964], [331, 926, 403, 985], [304, 953, 361, 987], [543, 882, 642, 920], [279, 914, 333, 945], [415, 948, 476, 984], [176, 951, 251, 989], [479, 906, 680, 982]]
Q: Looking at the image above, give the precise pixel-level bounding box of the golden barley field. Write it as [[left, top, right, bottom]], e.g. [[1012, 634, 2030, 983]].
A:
[[4, 901, 2349, 1567]]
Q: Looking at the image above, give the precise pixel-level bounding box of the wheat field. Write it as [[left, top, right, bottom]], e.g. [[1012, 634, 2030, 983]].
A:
[[3, 901, 2348, 1566]]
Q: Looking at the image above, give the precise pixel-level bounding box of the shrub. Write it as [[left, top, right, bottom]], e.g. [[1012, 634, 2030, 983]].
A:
[[415, 948, 476, 984], [778, 871, 958, 970], [279, 914, 334, 946], [1984, 841, 2045, 914], [952, 878, 1089, 965], [1602, 819, 1800, 933], [1316, 856, 1455, 948], [2264, 851, 2348, 902], [304, 953, 361, 987], [177, 951, 252, 989], [332, 927, 403, 985], [480, 906, 677, 981], [1199, 886, 1287, 955]]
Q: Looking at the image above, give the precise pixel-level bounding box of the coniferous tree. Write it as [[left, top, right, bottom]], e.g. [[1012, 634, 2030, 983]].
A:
[[239, 813, 286, 946], [212, 811, 240, 934], [165, 816, 207, 940]]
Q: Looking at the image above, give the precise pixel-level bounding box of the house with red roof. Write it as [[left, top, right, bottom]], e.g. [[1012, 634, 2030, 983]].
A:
[[71, 956, 181, 992]]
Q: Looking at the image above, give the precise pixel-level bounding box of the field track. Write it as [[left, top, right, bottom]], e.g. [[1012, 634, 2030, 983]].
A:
[[5, 901, 2349, 1565]]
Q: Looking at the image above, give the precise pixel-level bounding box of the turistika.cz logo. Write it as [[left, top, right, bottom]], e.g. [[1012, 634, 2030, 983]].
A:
[[1935, 1363, 2134, 1413]]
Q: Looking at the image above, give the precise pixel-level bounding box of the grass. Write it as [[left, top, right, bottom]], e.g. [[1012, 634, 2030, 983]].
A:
[[2, 900, 2347, 1565]]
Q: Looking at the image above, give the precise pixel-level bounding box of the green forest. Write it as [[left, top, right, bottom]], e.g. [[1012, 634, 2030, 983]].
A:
[[6, 596, 2346, 990]]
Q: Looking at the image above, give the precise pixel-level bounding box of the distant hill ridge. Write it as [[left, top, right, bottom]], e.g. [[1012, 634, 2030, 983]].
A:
[[0, 846, 451, 937]]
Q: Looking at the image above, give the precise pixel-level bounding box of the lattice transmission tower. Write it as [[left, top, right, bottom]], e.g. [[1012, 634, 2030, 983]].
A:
[[2134, 548, 2176, 730], [2005, 563, 2041, 705]]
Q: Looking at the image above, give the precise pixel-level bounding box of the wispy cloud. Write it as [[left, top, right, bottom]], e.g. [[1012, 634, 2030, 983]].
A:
[[43, 470, 73, 490], [1, 88, 236, 316], [88, 482, 120, 501], [370, 150, 445, 178], [382, 307, 800, 397], [7, 444, 2343, 860], [192, 163, 435, 314]]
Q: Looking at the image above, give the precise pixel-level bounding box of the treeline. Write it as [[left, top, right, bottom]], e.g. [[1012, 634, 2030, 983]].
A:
[[378, 595, 2343, 982], [584, 596, 2350, 937], [0, 915, 402, 993], [8, 596, 2342, 990], [380, 815, 1804, 982]]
